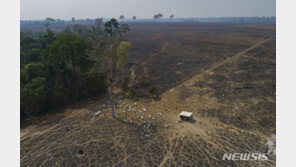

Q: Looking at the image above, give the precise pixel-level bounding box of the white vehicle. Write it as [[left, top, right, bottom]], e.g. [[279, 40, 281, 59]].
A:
[[179, 111, 193, 121]]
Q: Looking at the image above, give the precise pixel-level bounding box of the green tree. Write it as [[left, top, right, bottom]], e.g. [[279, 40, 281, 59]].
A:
[[148, 85, 157, 95], [93, 18, 103, 36], [119, 15, 125, 22], [104, 18, 119, 35], [40, 30, 55, 49], [44, 18, 55, 31], [45, 34, 90, 75], [22, 62, 45, 84], [43, 33, 91, 104], [157, 13, 163, 19], [153, 13, 163, 20], [20, 30, 107, 119], [21, 77, 47, 117], [91, 18, 132, 118], [21, 62, 47, 117], [84, 63, 107, 95], [117, 41, 132, 67], [20, 37, 39, 67]]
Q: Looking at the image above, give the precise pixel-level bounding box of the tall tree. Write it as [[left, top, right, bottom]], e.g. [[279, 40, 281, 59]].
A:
[[45, 18, 55, 22], [45, 34, 89, 77], [153, 13, 163, 20], [20, 37, 39, 67], [44, 22, 50, 30], [21, 62, 47, 117], [157, 13, 163, 19], [43, 34, 91, 104], [94, 18, 103, 35], [119, 15, 125, 22], [90, 18, 132, 118], [20, 30, 107, 119], [132, 16, 137, 20], [44, 18, 55, 30]]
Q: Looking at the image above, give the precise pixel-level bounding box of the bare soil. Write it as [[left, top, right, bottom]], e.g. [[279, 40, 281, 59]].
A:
[[21, 22, 276, 167]]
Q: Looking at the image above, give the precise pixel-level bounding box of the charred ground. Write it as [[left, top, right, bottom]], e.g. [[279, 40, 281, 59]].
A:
[[124, 22, 275, 95], [21, 22, 276, 167]]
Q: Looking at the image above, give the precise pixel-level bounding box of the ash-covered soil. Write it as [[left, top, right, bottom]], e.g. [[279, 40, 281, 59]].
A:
[[21, 23, 276, 167], [21, 111, 275, 167], [193, 37, 276, 134], [124, 22, 275, 95]]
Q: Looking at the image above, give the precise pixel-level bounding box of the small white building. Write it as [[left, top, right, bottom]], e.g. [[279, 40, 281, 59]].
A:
[[179, 111, 193, 121]]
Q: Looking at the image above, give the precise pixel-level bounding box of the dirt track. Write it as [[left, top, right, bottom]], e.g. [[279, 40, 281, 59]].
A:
[[21, 33, 276, 166]]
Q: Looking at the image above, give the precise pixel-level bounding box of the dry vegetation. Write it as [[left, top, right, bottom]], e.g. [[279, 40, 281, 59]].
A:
[[124, 22, 275, 95], [21, 22, 276, 167]]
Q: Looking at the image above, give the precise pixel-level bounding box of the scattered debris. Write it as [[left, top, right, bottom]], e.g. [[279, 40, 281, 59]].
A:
[[94, 110, 101, 116], [181, 135, 186, 140], [178, 118, 182, 123], [90, 110, 102, 122], [156, 113, 162, 116], [164, 124, 171, 128]]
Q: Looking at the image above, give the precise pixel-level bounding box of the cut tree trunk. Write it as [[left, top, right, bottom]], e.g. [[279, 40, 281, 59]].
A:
[[107, 71, 116, 118], [108, 85, 115, 118]]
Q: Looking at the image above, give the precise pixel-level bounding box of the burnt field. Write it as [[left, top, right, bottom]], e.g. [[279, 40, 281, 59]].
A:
[[21, 22, 276, 167], [123, 22, 275, 96], [21, 112, 275, 167], [193, 37, 276, 134]]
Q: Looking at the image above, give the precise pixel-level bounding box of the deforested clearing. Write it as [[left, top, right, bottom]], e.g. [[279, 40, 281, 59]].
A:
[[21, 22, 276, 167]]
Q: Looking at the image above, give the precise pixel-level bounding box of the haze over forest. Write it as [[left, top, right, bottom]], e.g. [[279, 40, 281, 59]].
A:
[[21, 0, 276, 20]]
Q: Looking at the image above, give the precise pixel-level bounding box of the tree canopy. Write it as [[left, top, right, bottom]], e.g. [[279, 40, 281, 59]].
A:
[[21, 30, 106, 119], [153, 13, 164, 20], [20, 18, 132, 119]]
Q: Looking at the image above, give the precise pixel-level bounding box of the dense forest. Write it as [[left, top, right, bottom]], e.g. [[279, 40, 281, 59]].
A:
[[20, 18, 131, 119], [21, 17, 276, 32]]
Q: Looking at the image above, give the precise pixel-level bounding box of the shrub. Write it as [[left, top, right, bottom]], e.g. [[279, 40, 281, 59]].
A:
[[127, 90, 136, 97], [148, 85, 157, 95]]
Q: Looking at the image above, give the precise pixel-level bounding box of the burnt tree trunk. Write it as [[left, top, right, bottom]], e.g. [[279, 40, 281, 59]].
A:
[[108, 70, 115, 118]]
